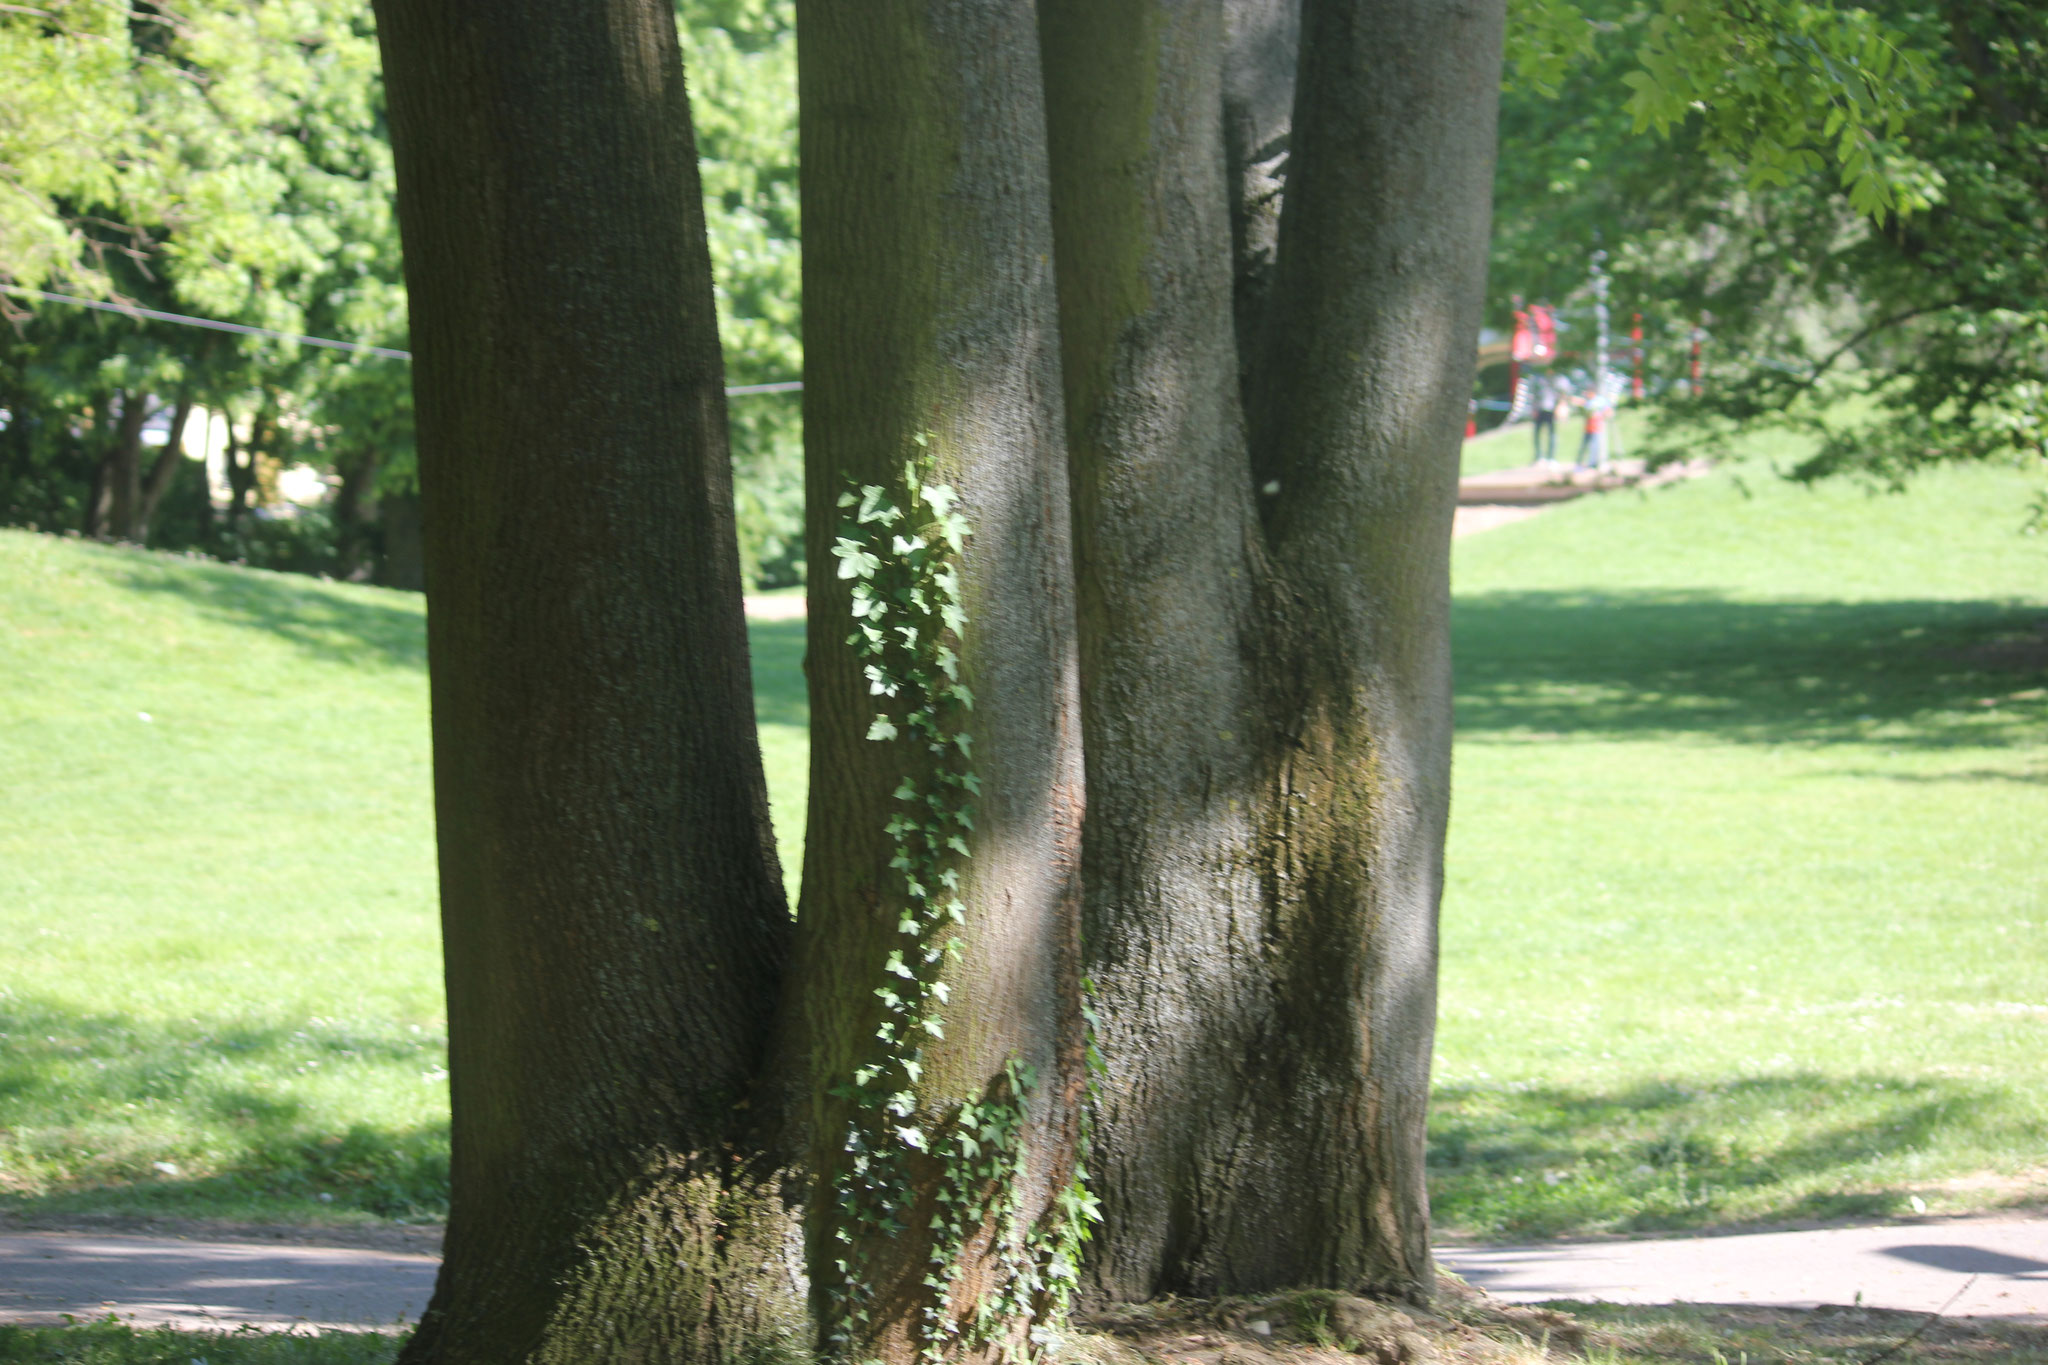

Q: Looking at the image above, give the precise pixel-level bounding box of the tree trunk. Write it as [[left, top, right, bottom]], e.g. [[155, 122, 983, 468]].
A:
[[221, 413, 256, 530], [1040, 0, 1503, 1304], [376, 489, 425, 591], [798, 5, 1087, 1362], [135, 393, 193, 546], [82, 392, 115, 539], [105, 390, 148, 542], [374, 2, 805, 1361], [333, 452, 382, 581]]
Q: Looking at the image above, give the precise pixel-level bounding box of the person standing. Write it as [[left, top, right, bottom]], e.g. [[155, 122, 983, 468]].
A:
[[1530, 369, 1561, 466]]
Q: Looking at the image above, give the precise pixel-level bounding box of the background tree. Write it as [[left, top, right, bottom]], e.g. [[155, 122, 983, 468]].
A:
[[1488, 0, 2042, 500]]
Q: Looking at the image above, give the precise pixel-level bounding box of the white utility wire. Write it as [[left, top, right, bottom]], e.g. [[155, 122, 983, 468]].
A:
[[2, 286, 803, 396]]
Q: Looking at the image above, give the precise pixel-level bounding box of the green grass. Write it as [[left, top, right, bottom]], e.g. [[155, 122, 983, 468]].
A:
[[2, 440, 2043, 1242], [9, 1302, 2048, 1365], [0, 1321, 395, 1363], [1433, 455, 2048, 1239], [0, 535, 804, 1225]]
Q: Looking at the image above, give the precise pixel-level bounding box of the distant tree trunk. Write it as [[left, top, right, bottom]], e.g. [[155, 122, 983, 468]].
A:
[[798, 3, 1087, 1361], [82, 392, 114, 538], [1040, 0, 1503, 1304], [333, 452, 381, 580], [375, 489, 424, 591], [221, 414, 256, 531], [85, 391, 146, 540], [374, 1, 805, 1361], [105, 390, 149, 542], [135, 392, 193, 545]]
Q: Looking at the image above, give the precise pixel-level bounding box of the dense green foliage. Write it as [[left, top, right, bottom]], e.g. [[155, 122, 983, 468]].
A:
[[1493, 1, 2046, 499], [0, 0, 803, 585]]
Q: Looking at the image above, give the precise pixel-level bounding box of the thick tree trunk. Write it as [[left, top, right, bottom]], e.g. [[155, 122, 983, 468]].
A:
[[799, 5, 1087, 1361], [135, 393, 193, 546], [374, 3, 804, 1361], [1041, 0, 1503, 1304]]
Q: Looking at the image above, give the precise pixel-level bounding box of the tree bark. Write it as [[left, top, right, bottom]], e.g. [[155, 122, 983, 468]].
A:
[[82, 392, 114, 538], [376, 489, 425, 591], [374, 2, 804, 1361], [135, 392, 192, 546], [799, 4, 1087, 1361], [1222, 0, 1300, 398], [85, 390, 147, 541], [106, 390, 148, 542], [1041, 0, 1503, 1304], [221, 412, 256, 530]]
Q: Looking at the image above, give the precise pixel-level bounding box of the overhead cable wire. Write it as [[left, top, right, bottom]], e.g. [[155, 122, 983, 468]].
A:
[[1, 286, 803, 396]]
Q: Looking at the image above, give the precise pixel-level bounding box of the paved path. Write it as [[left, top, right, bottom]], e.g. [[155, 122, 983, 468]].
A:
[[4, 1218, 2044, 1332], [0, 1231, 435, 1331], [1437, 1217, 2048, 1321]]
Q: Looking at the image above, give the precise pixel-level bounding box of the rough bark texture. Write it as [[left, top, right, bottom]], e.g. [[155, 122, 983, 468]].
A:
[[1222, 0, 1300, 396], [1041, 0, 1503, 1304], [799, 4, 1086, 1360], [374, 3, 804, 1361]]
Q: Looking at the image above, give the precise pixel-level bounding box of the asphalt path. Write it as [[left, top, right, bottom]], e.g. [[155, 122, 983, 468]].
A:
[[3, 1217, 2043, 1332]]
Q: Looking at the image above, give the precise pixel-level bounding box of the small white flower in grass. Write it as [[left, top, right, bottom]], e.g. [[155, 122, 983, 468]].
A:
[[152, 1161, 179, 1176], [137, 712, 152, 723]]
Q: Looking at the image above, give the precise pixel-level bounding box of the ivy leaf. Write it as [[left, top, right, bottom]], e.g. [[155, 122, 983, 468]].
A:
[[866, 716, 899, 742]]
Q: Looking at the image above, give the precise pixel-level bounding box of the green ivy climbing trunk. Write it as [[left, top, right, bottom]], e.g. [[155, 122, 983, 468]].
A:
[[798, 4, 1089, 1362], [374, 2, 805, 1361], [1040, 0, 1504, 1304]]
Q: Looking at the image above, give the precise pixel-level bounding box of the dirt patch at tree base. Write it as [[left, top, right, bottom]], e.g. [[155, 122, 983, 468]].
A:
[[1067, 1281, 2048, 1365]]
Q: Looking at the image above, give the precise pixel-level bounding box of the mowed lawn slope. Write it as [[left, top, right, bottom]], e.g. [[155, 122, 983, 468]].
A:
[[0, 533, 805, 1224], [1436, 458, 2048, 1237], [1, 450, 2042, 1236]]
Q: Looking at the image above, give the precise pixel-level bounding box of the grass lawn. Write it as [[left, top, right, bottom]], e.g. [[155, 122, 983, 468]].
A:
[[2, 436, 2043, 1242], [1434, 455, 2048, 1238]]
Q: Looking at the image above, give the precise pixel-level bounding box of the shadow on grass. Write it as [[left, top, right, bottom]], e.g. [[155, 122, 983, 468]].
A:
[[1565, 1301, 2048, 1365], [1453, 591, 2048, 747], [111, 558, 426, 673], [0, 996, 448, 1223], [0, 1321, 401, 1363], [1428, 1071, 2043, 1240], [748, 617, 808, 729], [107, 555, 818, 737]]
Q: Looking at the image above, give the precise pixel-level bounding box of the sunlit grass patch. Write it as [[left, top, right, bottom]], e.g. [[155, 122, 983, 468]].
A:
[[0, 1320, 397, 1363]]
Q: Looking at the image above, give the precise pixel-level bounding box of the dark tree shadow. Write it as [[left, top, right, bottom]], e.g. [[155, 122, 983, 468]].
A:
[[748, 618, 809, 729], [1453, 591, 2048, 748], [0, 995, 449, 1223], [1428, 1072, 2042, 1240], [112, 558, 427, 673]]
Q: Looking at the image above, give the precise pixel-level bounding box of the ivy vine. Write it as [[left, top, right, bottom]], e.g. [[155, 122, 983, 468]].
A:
[[825, 451, 1099, 1365]]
